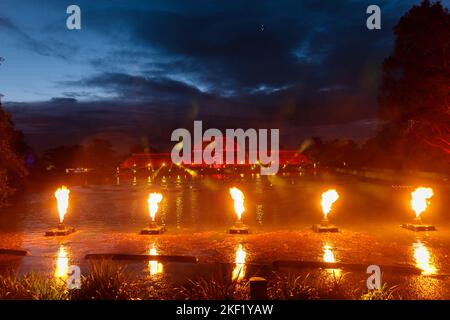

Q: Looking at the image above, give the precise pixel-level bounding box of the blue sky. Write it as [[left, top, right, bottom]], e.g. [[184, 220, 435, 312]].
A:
[[0, 0, 431, 152]]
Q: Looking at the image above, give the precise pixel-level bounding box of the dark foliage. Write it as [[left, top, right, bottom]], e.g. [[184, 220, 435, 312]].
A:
[[0, 100, 28, 207], [374, 0, 449, 170]]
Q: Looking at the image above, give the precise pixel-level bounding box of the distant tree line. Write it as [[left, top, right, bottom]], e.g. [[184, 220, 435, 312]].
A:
[[41, 139, 118, 174], [38, 140, 159, 176], [305, 1, 449, 173]]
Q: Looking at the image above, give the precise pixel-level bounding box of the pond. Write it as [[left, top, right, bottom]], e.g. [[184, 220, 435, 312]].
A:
[[1, 172, 449, 298]]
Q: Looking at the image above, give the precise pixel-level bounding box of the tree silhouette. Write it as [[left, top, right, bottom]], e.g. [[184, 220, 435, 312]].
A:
[[0, 101, 28, 207], [82, 138, 118, 173], [378, 0, 450, 156], [0, 56, 29, 207], [43, 145, 84, 171]]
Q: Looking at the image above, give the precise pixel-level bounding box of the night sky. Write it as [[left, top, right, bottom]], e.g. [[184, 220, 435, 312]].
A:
[[0, 0, 422, 153]]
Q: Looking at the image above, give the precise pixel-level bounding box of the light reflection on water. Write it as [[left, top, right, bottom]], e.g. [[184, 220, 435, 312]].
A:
[[57, 173, 332, 231], [176, 195, 183, 229], [232, 244, 246, 282], [413, 241, 437, 275], [322, 243, 342, 278], [54, 245, 69, 279], [189, 185, 199, 226], [161, 176, 168, 190], [148, 244, 163, 277], [256, 204, 263, 225], [1, 174, 449, 286], [175, 176, 183, 229], [323, 244, 335, 263]]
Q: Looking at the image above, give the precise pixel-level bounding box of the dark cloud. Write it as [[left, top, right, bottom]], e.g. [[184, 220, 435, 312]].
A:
[[5, 85, 378, 154], [81, 0, 411, 94], [65, 0, 412, 122], [50, 97, 78, 104], [66, 69, 378, 126], [0, 16, 70, 60], [66, 72, 208, 102], [2, 0, 423, 151]]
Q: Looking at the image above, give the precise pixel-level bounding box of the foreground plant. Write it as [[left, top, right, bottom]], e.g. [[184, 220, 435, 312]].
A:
[[0, 266, 406, 300], [268, 273, 318, 300], [70, 261, 133, 300], [268, 270, 356, 300], [0, 272, 69, 300], [360, 283, 400, 300], [316, 270, 355, 300], [175, 269, 249, 300]]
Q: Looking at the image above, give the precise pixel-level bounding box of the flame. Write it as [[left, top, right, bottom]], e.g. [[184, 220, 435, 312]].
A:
[[229, 187, 245, 221], [147, 193, 163, 221], [54, 246, 69, 279], [55, 186, 70, 223], [413, 241, 436, 275], [232, 244, 246, 281], [411, 187, 434, 218], [148, 244, 163, 276], [321, 189, 339, 218]]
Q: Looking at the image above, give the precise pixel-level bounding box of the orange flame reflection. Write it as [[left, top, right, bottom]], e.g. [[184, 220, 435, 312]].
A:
[[54, 245, 69, 279], [148, 244, 163, 276], [322, 244, 342, 278], [232, 244, 246, 281], [323, 244, 335, 263], [413, 241, 437, 275]]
